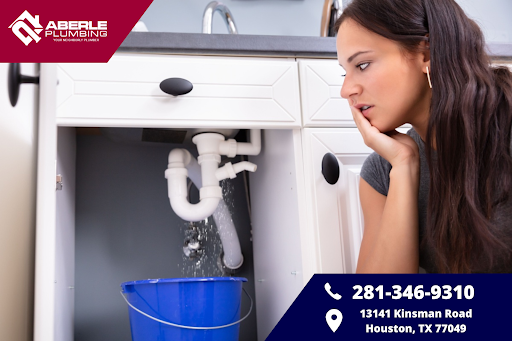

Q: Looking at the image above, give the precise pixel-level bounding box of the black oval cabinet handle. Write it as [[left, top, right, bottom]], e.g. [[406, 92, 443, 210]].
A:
[[8, 63, 40, 107], [159, 78, 193, 96], [322, 153, 340, 185]]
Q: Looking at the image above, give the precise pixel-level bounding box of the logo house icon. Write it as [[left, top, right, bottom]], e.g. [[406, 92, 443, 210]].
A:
[[9, 10, 43, 46]]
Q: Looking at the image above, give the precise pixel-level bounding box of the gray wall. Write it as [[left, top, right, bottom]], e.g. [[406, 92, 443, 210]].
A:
[[458, 0, 512, 43], [74, 131, 257, 340], [139, 0, 512, 43], [140, 0, 324, 36]]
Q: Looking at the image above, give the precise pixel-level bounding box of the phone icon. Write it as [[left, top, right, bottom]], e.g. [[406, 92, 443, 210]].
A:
[[325, 282, 342, 300]]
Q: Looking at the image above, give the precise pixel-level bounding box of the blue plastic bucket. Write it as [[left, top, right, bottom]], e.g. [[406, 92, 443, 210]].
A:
[[120, 277, 249, 341]]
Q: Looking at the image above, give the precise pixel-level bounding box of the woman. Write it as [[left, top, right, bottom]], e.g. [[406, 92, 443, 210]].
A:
[[335, 0, 512, 273]]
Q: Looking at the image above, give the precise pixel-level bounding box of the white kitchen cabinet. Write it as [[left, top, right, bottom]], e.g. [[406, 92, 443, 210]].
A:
[[36, 52, 420, 341], [35, 55, 307, 341], [56, 54, 301, 129], [298, 59, 353, 127]]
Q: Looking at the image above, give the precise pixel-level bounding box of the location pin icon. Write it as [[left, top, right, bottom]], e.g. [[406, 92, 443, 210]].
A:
[[326, 309, 343, 332]]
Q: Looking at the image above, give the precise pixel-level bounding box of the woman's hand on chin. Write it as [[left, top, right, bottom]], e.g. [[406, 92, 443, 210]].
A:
[[350, 106, 419, 168]]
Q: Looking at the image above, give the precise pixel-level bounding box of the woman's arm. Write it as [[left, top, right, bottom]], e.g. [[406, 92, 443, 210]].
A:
[[356, 162, 420, 273], [349, 105, 421, 273]]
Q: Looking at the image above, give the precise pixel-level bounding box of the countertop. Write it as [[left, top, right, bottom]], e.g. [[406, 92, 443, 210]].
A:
[[119, 32, 512, 61]]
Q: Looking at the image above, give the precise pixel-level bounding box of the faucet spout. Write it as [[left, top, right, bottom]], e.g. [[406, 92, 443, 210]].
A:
[[202, 1, 238, 34]]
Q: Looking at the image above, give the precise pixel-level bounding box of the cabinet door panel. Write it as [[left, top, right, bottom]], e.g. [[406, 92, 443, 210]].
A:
[[56, 54, 301, 128], [303, 128, 370, 274], [302, 127, 409, 275], [298, 59, 412, 130], [298, 59, 353, 127]]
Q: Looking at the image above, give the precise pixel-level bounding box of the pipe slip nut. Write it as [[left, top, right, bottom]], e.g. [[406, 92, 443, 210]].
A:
[[199, 186, 223, 200], [164, 167, 188, 179], [197, 154, 221, 165], [216, 162, 237, 180], [219, 139, 237, 158]]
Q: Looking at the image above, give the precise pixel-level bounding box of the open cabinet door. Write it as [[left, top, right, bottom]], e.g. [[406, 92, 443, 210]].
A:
[[34, 64, 76, 341], [34, 63, 58, 341], [0, 63, 38, 341]]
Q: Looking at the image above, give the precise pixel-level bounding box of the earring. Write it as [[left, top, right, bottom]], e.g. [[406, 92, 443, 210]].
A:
[[426, 66, 432, 89]]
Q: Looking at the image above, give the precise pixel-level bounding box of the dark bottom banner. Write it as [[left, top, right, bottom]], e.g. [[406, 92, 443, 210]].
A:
[[266, 274, 511, 339]]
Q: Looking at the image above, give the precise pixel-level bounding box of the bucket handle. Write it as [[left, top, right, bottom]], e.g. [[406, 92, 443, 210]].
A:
[[120, 287, 253, 330]]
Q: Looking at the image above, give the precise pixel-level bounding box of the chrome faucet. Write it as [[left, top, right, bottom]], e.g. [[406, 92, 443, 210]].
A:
[[202, 1, 238, 34], [321, 0, 344, 37]]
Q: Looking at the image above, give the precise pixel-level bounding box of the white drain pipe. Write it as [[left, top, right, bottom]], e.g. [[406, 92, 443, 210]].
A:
[[165, 130, 261, 269], [186, 159, 243, 269], [219, 129, 261, 157], [165, 148, 221, 222], [213, 200, 243, 269]]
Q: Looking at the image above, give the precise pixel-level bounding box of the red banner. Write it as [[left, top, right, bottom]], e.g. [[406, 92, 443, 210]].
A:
[[1, 1, 153, 62]]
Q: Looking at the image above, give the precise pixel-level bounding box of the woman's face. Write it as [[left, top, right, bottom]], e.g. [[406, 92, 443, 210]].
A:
[[336, 18, 431, 133]]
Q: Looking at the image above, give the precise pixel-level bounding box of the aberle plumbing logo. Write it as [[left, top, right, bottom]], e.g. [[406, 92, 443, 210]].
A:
[[9, 10, 108, 45], [9, 10, 43, 46], [1, 1, 153, 62]]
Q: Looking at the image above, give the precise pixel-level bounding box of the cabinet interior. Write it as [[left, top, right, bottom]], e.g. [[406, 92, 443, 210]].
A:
[[55, 127, 304, 341]]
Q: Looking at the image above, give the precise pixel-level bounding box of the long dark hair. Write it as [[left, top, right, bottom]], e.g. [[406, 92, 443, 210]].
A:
[[335, 0, 512, 273]]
